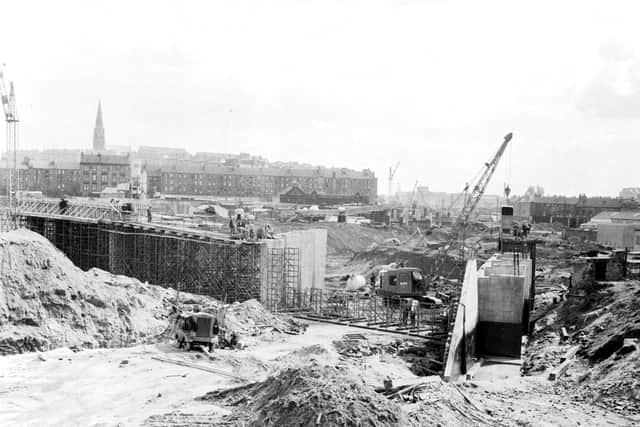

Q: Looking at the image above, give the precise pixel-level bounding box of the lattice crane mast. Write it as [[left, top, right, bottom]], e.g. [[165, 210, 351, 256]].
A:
[[432, 132, 513, 279], [0, 65, 19, 208], [388, 162, 400, 202]]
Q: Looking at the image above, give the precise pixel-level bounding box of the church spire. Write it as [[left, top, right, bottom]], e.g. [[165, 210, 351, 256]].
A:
[[93, 101, 105, 151]]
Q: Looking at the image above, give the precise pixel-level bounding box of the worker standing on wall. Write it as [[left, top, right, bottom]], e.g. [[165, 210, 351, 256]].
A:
[[59, 197, 69, 215]]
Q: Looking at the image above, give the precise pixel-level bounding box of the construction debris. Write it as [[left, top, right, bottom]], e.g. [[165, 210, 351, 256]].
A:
[[199, 363, 408, 426]]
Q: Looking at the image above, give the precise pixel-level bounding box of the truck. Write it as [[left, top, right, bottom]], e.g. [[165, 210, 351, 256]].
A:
[[173, 307, 240, 352], [173, 312, 219, 351]]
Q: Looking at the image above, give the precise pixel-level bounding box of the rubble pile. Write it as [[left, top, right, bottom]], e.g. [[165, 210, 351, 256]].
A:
[[178, 298, 306, 340], [223, 299, 307, 336], [333, 333, 378, 357], [200, 363, 408, 427], [525, 273, 640, 415], [402, 379, 496, 426], [558, 281, 640, 415]]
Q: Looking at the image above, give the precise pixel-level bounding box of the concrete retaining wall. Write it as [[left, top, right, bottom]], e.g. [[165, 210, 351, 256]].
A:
[[443, 259, 479, 381], [280, 229, 327, 291], [476, 253, 530, 357], [262, 229, 327, 302]]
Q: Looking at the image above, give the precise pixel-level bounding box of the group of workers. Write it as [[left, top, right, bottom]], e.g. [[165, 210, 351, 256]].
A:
[[512, 221, 532, 238], [401, 297, 421, 326], [229, 213, 274, 241]]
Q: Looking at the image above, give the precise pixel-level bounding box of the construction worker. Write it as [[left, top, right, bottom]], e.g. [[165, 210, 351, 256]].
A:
[[264, 223, 274, 239], [59, 197, 69, 215], [402, 299, 410, 325], [229, 215, 236, 235], [147, 206, 152, 223], [512, 222, 521, 238], [410, 298, 419, 326]]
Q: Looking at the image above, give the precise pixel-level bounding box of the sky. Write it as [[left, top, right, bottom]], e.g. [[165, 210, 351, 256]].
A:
[[1, 0, 639, 197]]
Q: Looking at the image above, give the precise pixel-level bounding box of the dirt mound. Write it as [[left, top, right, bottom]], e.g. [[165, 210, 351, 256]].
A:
[[526, 278, 640, 416], [273, 223, 401, 255], [0, 229, 185, 354], [200, 363, 407, 426], [352, 246, 463, 279], [559, 282, 640, 415], [0, 229, 298, 355]]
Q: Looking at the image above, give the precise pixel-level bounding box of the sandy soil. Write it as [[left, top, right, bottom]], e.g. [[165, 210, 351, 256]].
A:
[[0, 323, 414, 427], [2, 322, 636, 426]]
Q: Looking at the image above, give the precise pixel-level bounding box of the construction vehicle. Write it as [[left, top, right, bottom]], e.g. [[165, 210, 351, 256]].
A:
[[377, 267, 426, 298], [173, 312, 219, 351]]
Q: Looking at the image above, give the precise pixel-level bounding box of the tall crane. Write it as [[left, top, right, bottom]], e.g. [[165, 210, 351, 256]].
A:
[[0, 65, 19, 209], [388, 162, 400, 202], [432, 132, 513, 279]]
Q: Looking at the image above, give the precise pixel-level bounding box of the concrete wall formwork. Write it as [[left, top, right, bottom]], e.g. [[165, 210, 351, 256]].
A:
[[280, 229, 327, 291], [261, 229, 327, 307]]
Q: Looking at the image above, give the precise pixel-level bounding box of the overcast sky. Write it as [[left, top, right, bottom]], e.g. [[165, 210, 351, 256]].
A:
[[2, 0, 639, 197]]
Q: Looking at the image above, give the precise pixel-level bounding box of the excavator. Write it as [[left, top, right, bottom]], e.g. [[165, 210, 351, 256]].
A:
[[377, 132, 514, 300]]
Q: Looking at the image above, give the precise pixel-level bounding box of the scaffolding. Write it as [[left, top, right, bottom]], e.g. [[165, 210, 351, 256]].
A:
[[264, 247, 301, 311], [19, 215, 264, 302]]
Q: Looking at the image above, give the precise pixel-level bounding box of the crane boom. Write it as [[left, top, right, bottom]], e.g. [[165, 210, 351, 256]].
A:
[[0, 67, 14, 122], [457, 132, 512, 227], [432, 132, 513, 278]]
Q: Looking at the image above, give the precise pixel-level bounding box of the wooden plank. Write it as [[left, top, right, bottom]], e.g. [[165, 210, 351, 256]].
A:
[[548, 346, 580, 381], [151, 356, 248, 381]]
